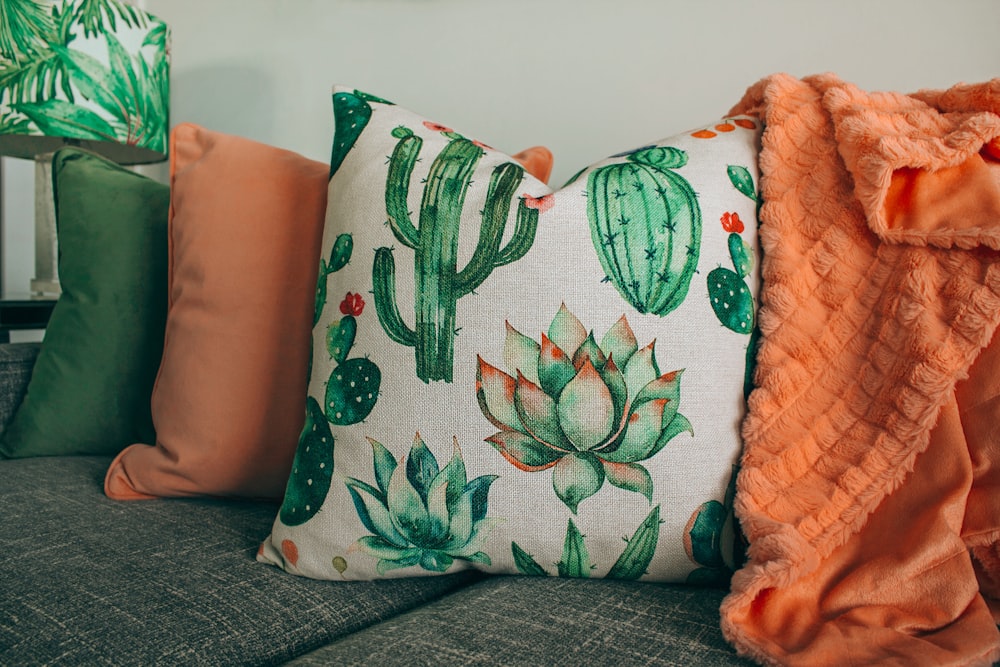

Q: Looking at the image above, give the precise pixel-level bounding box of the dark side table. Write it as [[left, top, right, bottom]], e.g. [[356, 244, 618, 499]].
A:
[[0, 296, 57, 343]]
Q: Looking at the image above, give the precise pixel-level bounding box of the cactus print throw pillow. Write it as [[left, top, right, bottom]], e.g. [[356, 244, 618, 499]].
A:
[[259, 87, 762, 585]]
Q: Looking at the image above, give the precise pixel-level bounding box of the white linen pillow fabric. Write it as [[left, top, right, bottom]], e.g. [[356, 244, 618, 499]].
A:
[[259, 87, 761, 585]]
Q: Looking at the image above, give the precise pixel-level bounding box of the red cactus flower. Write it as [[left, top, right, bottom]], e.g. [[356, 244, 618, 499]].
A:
[[423, 121, 453, 133], [472, 139, 493, 150], [522, 193, 555, 213], [340, 292, 365, 316], [720, 212, 744, 234]]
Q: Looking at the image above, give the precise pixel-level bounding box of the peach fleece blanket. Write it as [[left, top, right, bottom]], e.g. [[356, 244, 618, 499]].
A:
[[722, 73, 1000, 666]]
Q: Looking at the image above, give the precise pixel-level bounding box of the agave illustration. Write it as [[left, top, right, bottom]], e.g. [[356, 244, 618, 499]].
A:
[[476, 304, 692, 513], [512, 505, 662, 580], [345, 434, 500, 575]]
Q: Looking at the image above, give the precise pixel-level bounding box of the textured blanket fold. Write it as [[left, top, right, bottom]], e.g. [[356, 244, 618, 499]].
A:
[[722, 73, 1000, 666]]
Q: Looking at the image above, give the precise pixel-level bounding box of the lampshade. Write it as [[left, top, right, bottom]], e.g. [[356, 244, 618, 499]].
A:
[[0, 0, 169, 163], [0, 0, 169, 296]]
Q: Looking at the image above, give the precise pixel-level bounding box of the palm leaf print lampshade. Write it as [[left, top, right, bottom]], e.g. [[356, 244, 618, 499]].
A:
[[0, 0, 169, 294]]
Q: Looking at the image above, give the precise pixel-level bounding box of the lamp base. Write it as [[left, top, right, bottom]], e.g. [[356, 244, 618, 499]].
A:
[[32, 154, 61, 297], [30, 278, 60, 298]]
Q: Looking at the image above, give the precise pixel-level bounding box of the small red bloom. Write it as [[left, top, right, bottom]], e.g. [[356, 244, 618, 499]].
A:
[[340, 292, 365, 316], [423, 121, 453, 133], [522, 193, 555, 213], [720, 212, 744, 234]]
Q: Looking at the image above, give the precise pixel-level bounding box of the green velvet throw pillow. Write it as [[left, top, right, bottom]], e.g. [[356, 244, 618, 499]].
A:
[[0, 148, 169, 458]]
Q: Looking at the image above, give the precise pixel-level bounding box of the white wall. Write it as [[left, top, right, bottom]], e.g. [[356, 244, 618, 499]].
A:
[[4, 0, 999, 292]]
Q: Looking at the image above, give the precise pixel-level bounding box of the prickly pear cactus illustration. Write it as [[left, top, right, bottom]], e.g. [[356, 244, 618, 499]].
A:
[[683, 465, 746, 587], [477, 305, 692, 513], [345, 434, 500, 574], [707, 211, 755, 335], [314, 233, 353, 325], [511, 505, 662, 580], [586, 146, 702, 316], [372, 124, 540, 384], [325, 293, 381, 425], [711, 164, 761, 398], [279, 397, 336, 526], [329, 91, 372, 178]]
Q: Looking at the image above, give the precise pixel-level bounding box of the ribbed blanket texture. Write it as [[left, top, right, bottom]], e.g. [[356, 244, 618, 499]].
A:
[[722, 73, 1000, 666]]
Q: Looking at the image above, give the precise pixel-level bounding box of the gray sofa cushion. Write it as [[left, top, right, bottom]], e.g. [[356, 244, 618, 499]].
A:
[[0, 342, 39, 435], [0, 456, 479, 666], [287, 576, 754, 666]]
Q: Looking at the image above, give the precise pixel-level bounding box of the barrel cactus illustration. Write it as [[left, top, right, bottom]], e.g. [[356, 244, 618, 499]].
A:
[[324, 293, 381, 426], [476, 304, 693, 513], [279, 397, 336, 526], [372, 125, 540, 384], [345, 434, 500, 574], [512, 505, 662, 580], [586, 146, 702, 316]]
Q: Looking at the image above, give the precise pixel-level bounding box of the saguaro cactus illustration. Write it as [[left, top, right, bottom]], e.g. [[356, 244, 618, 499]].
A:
[[587, 146, 702, 316], [372, 126, 539, 383]]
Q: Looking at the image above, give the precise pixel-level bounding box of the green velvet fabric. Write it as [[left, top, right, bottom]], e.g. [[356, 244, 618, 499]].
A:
[[0, 148, 168, 458]]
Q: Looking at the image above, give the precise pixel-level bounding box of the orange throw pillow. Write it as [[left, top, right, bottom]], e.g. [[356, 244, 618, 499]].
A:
[[105, 124, 329, 499]]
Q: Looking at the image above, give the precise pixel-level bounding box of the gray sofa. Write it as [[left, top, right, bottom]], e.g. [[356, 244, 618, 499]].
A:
[[0, 342, 752, 666]]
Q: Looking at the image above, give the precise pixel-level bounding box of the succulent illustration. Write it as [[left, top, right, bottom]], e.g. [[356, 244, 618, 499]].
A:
[[477, 304, 692, 513], [684, 465, 746, 587], [345, 434, 500, 575], [586, 146, 702, 316], [324, 293, 381, 426], [279, 397, 336, 526], [372, 124, 539, 384], [512, 505, 662, 580]]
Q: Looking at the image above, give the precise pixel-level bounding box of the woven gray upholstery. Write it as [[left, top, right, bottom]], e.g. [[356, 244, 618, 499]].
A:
[[287, 575, 753, 666], [0, 455, 480, 666], [0, 342, 39, 437]]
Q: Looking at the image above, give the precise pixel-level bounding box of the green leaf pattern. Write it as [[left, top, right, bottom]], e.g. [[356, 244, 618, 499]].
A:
[[0, 0, 169, 154]]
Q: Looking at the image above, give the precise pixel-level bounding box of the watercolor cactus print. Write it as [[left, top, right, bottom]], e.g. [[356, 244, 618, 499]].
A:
[[512, 505, 662, 580], [586, 146, 702, 317], [345, 434, 500, 574], [372, 123, 540, 384], [684, 465, 747, 587], [476, 304, 693, 514], [279, 397, 336, 526]]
